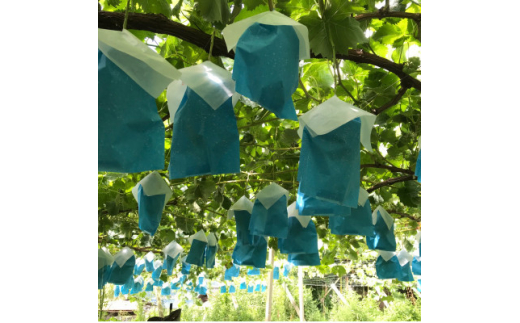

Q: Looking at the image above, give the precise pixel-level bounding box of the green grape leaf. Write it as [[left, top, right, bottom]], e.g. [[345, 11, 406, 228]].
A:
[[194, 0, 230, 23]]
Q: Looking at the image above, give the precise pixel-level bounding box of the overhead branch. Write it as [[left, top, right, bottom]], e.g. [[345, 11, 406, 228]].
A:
[[367, 174, 415, 193], [360, 163, 414, 175], [387, 210, 421, 222], [98, 11, 421, 91], [372, 86, 409, 115], [355, 12, 420, 24]]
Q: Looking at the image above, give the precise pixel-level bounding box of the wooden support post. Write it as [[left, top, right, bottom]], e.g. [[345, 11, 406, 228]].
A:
[[330, 283, 348, 305], [284, 283, 304, 321], [231, 295, 239, 310], [265, 248, 274, 321], [298, 267, 304, 322]]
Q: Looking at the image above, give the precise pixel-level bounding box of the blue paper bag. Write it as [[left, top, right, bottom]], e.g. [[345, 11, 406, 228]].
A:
[[396, 251, 414, 282], [247, 268, 260, 276], [171, 281, 180, 290], [98, 249, 114, 289], [229, 285, 236, 293], [417, 279, 421, 293], [185, 281, 194, 291], [181, 257, 191, 275], [108, 248, 135, 285], [296, 186, 352, 216], [152, 260, 163, 280], [97, 29, 180, 173], [278, 203, 319, 255], [249, 183, 290, 238], [225, 264, 240, 281], [161, 283, 171, 296], [153, 279, 163, 287], [375, 251, 400, 280], [145, 252, 155, 272], [198, 277, 204, 285], [262, 284, 267, 293], [179, 275, 187, 284], [199, 286, 207, 295], [168, 89, 239, 179], [412, 256, 421, 275], [230, 198, 268, 268], [240, 282, 247, 290], [255, 284, 261, 292], [366, 207, 396, 251], [186, 231, 208, 266], [134, 258, 145, 276], [163, 241, 183, 276], [121, 275, 134, 295], [288, 252, 321, 266], [114, 285, 120, 297], [221, 286, 227, 294], [131, 277, 144, 295], [329, 189, 375, 237], [415, 150, 421, 183], [273, 266, 280, 280], [247, 284, 254, 293], [145, 280, 154, 292], [297, 96, 376, 207], [205, 233, 218, 269], [283, 263, 293, 277]]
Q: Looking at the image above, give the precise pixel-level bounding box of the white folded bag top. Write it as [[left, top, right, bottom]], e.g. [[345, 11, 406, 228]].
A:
[[255, 182, 290, 210], [131, 171, 173, 208], [98, 28, 181, 98], [377, 250, 396, 262], [114, 247, 135, 268], [135, 257, 145, 267], [358, 187, 370, 206], [397, 250, 414, 266], [287, 202, 312, 228], [163, 241, 183, 259], [98, 248, 114, 270], [153, 260, 163, 271], [298, 96, 376, 152], [222, 10, 310, 60], [145, 251, 155, 262], [134, 276, 144, 285], [188, 230, 208, 245], [372, 206, 394, 230], [227, 196, 254, 219], [167, 61, 240, 123], [207, 233, 218, 247]]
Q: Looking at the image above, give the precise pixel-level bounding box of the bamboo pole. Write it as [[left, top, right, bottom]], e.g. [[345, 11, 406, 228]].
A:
[[284, 283, 303, 320], [265, 248, 275, 321]]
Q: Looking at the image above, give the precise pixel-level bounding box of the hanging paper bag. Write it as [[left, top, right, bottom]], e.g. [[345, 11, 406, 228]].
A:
[[98, 29, 180, 173], [297, 96, 376, 207], [225, 264, 240, 281], [249, 183, 290, 238], [247, 284, 254, 293], [412, 256, 421, 275], [153, 279, 163, 287], [167, 61, 240, 179], [254, 284, 261, 292], [229, 285, 236, 293], [179, 275, 187, 285], [247, 268, 260, 276], [134, 257, 145, 276], [375, 251, 400, 280], [121, 275, 134, 295], [186, 230, 208, 266], [329, 188, 375, 237], [152, 260, 163, 281], [108, 247, 135, 285], [296, 187, 352, 216], [199, 276, 204, 285], [288, 252, 321, 266], [145, 252, 155, 272], [161, 282, 171, 296], [205, 233, 218, 269], [273, 266, 280, 280], [132, 171, 173, 236], [228, 196, 254, 244], [415, 150, 421, 183], [397, 250, 414, 282], [262, 284, 267, 293], [171, 280, 180, 290], [240, 281, 247, 290], [145, 279, 154, 292], [220, 286, 227, 294], [199, 286, 208, 295], [131, 276, 144, 295], [278, 202, 319, 255], [114, 285, 120, 298], [366, 206, 396, 251], [283, 263, 293, 277], [222, 11, 310, 121], [416, 230, 422, 257], [181, 257, 191, 274], [417, 279, 421, 293], [163, 241, 183, 275], [98, 248, 114, 289]]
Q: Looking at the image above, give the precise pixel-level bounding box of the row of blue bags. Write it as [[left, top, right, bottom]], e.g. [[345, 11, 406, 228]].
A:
[[375, 250, 421, 282]]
